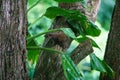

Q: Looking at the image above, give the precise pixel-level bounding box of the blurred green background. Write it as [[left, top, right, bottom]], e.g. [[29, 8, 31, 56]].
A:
[[27, 0, 115, 79]]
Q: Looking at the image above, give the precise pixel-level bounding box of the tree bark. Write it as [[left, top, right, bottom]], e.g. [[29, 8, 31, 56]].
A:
[[0, 0, 28, 80], [100, 0, 120, 80]]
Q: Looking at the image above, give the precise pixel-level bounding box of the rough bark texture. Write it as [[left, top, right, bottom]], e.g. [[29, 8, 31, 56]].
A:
[[33, 0, 100, 80], [0, 0, 28, 80], [100, 0, 120, 80]]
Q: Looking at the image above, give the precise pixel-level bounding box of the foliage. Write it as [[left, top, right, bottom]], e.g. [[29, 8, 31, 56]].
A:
[[62, 54, 83, 80], [27, 0, 114, 79], [90, 54, 115, 77], [55, 0, 84, 2], [44, 7, 101, 36]]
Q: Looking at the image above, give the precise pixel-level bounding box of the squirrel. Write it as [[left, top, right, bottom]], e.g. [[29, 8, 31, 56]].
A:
[[44, 0, 101, 49], [45, 32, 68, 48], [34, 1, 101, 79]]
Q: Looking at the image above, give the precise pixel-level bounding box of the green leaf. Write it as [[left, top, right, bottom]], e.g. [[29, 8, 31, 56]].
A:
[[44, 7, 67, 18], [60, 28, 76, 39], [67, 20, 85, 36], [54, 0, 84, 2], [76, 36, 101, 49], [62, 54, 83, 80], [89, 38, 101, 50], [76, 36, 87, 43], [82, 21, 101, 36], [90, 54, 106, 72], [103, 63, 115, 78], [60, 28, 99, 50], [27, 39, 40, 62], [68, 19, 101, 37], [44, 7, 101, 37], [28, 0, 38, 5], [90, 54, 115, 77], [60, 28, 99, 49], [44, 7, 80, 19]]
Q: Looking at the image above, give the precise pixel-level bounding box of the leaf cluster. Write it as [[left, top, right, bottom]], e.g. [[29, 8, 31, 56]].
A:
[[27, 0, 114, 79]]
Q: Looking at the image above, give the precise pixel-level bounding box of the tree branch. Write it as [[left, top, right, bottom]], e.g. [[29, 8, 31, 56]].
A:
[[71, 39, 93, 64]]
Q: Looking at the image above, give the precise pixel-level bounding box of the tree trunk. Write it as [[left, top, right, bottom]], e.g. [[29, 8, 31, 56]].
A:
[[100, 0, 120, 80], [0, 0, 28, 80]]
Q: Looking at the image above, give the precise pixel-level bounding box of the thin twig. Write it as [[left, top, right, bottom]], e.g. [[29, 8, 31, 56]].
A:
[[27, 0, 41, 13], [27, 46, 63, 54], [27, 28, 60, 42], [28, 15, 44, 30]]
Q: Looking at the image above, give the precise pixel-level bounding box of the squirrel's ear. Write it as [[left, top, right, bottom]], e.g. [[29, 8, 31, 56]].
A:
[[45, 33, 53, 38], [45, 32, 67, 42]]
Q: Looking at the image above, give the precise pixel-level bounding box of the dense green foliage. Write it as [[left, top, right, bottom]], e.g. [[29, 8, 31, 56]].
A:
[[27, 0, 115, 79]]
